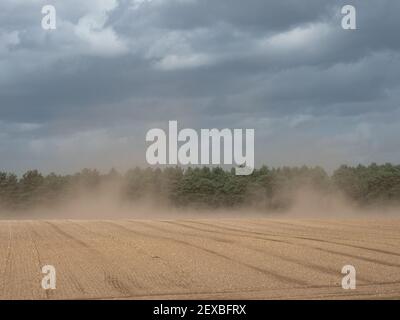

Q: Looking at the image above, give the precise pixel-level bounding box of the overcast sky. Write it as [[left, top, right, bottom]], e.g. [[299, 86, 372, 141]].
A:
[[1, 0, 399, 174]]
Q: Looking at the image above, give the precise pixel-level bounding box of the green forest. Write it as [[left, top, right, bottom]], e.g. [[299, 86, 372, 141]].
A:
[[1, 163, 400, 212]]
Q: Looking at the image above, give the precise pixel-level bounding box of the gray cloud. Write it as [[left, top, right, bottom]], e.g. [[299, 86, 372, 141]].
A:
[[0, 0, 399, 173]]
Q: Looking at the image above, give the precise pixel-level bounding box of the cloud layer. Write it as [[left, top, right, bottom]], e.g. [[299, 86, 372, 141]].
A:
[[1, 0, 400, 173]]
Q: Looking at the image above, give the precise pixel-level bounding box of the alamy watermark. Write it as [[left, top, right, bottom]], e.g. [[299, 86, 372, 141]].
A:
[[41, 5, 57, 30], [341, 265, 356, 290], [40, 4, 357, 31], [341, 5, 357, 30], [146, 121, 255, 175], [41, 265, 56, 290]]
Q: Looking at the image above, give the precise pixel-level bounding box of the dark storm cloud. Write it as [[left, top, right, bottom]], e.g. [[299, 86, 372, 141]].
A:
[[111, 0, 333, 33], [0, 0, 400, 173]]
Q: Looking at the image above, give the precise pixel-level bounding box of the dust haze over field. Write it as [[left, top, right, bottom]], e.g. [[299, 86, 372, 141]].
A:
[[2, 180, 398, 220], [1, 173, 399, 300]]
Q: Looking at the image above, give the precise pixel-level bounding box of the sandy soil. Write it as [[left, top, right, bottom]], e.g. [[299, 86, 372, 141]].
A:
[[0, 218, 399, 300]]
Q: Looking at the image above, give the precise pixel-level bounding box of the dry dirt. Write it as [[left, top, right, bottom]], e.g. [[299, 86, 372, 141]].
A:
[[0, 218, 399, 300]]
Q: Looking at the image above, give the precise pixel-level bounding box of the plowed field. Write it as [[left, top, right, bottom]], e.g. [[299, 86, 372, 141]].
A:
[[0, 219, 399, 299]]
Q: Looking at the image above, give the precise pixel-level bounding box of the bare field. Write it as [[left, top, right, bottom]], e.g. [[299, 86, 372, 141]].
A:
[[0, 218, 399, 300]]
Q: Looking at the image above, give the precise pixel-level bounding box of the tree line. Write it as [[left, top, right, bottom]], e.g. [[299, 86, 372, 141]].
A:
[[1, 163, 400, 212]]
